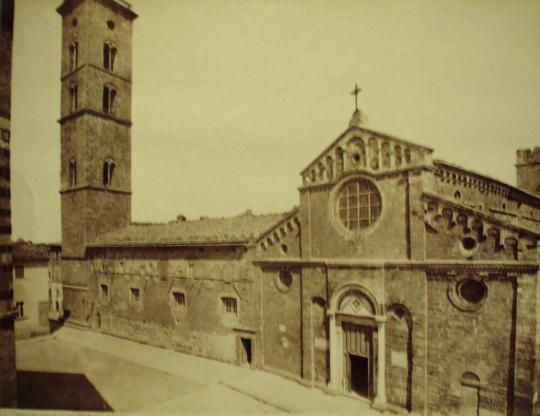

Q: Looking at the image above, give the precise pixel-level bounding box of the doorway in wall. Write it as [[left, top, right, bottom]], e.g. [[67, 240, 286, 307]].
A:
[[349, 354, 369, 397], [239, 337, 252, 366], [343, 322, 372, 399]]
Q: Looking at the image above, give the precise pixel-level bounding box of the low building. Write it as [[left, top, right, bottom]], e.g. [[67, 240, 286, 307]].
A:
[[12, 242, 59, 339]]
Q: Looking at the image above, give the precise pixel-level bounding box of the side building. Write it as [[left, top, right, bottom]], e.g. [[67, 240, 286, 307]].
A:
[[55, 1, 540, 416], [0, 0, 16, 408], [12, 241, 60, 339]]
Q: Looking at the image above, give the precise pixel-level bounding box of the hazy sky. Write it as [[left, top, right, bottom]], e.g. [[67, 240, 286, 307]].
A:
[[11, 0, 540, 243]]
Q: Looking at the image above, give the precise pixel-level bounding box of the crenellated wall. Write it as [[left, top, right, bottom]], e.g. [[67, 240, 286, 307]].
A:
[[516, 147, 540, 198]]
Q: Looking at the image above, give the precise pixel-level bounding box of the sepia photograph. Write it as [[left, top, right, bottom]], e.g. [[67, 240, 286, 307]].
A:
[[1, 0, 540, 415]]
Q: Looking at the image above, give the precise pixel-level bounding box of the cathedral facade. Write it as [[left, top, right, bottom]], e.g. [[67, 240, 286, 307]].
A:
[[56, 1, 540, 415]]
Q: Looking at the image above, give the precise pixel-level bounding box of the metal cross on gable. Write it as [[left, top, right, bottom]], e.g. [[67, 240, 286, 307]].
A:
[[350, 84, 362, 111]]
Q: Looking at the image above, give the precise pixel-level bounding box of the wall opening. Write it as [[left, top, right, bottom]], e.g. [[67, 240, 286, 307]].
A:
[[240, 337, 252, 365]]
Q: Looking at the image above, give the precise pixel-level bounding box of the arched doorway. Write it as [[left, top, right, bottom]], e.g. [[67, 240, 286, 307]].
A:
[[327, 285, 386, 407]]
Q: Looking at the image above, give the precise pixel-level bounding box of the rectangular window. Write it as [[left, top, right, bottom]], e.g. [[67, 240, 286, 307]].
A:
[[15, 265, 24, 279], [100, 284, 109, 301], [130, 287, 141, 305], [172, 291, 185, 308], [222, 297, 237, 317], [15, 301, 24, 319]]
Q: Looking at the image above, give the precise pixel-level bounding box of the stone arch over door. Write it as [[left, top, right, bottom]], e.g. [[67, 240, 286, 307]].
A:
[[327, 284, 387, 408], [386, 303, 413, 412]]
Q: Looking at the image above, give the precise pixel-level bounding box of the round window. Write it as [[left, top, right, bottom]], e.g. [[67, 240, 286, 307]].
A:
[[277, 270, 293, 292], [458, 279, 487, 304], [448, 277, 488, 312], [107, 20, 115, 30], [461, 237, 476, 251], [336, 179, 381, 231]]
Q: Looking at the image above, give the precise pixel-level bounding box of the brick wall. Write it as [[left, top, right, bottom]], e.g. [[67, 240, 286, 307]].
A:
[[426, 273, 520, 416]]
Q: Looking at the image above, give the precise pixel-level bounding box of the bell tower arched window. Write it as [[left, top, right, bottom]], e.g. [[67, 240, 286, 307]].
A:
[[69, 41, 78, 72], [103, 42, 117, 71], [69, 82, 78, 112], [102, 85, 117, 113], [69, 159, 77, 187], [103, 160, 115, 187]]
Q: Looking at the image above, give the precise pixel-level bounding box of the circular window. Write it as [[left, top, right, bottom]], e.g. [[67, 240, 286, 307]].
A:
[[352, 153, 361, 163], [448, 277, 488, 312], [336, 179, 381, 231], [280, 244, 288, 254], [461, 237, 476, 251], [276, 270, 293, 292], [107, 20, 115, 30], [458, 279, 487, 304]]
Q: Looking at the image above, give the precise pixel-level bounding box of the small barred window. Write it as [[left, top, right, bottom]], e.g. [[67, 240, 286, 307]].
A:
[[222, 297, 237, 317]]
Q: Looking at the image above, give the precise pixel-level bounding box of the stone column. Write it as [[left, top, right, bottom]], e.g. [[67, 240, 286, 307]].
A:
[[328, 314, 339, 391], [373, 316, 387, 410]]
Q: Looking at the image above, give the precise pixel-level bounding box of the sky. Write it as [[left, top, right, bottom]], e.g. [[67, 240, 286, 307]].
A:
[[10, 0, 540, 243]]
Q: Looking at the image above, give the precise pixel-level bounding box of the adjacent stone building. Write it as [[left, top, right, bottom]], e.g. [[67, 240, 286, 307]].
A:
[[56, 1, 540, 415], [0, 0, 16, 408], [12, 241, 60, 339]]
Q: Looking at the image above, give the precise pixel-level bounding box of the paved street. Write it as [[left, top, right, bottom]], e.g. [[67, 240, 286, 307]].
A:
[[16, 334, 276, 413], [16, 327, 378, 414]]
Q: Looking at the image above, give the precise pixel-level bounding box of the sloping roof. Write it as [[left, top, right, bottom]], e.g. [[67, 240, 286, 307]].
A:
[[13, 242, 50, 261], [434, 159, 540, 206], [89, 210, 297, 248]]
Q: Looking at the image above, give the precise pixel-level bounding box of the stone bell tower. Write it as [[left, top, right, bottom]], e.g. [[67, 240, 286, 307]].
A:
[[57, 0, 136, 322], [516, 148, 540, 197]]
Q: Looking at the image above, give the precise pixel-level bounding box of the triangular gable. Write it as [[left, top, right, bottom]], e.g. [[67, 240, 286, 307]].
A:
[[300, 125, 433, 187]]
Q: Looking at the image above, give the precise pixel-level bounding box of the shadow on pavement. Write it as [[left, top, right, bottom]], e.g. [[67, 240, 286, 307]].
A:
[[17, 370, 113, 411]]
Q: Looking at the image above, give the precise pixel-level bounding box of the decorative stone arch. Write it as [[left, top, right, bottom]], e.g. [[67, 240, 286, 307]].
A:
[[103, 40, 117, 71], [69, 38, 78, 72], [102, 82, 117, 113], [327, 284, 386, 407], [346, 136, 366, 168]]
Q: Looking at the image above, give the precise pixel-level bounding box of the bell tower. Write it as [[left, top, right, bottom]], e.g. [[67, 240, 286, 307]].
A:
[[57, 0, 136, 322]]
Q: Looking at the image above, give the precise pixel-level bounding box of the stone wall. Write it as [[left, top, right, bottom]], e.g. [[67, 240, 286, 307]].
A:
[[300, 173, 412, 260], [425, 272, 535, 416], [0, 317, 16, 406], [89, 246, 261, 366], [0, 0, 15, 407]]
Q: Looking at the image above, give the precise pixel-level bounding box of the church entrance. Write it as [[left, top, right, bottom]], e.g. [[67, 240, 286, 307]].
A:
[[343, 322, 373, 399]]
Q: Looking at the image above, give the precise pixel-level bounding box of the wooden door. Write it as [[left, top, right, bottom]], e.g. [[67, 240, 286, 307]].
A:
[[342, 322, 372, 398]]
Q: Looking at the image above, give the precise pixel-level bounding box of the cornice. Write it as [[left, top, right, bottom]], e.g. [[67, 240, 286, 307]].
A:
[[60, 186, 132, 196], [61, 63, 132, 84], [423, 192, 540, 239], [58, 109, 132, 127], [298, 166, 427, 192], [253, 258, 539, 273]]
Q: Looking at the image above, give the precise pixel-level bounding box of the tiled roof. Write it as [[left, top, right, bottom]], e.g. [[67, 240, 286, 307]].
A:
[[13, 241, 50, 261], [89, 210, 297, 247]]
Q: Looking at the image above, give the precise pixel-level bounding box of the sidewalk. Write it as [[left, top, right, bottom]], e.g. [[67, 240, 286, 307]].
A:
[[54, 327, 380, 414]]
